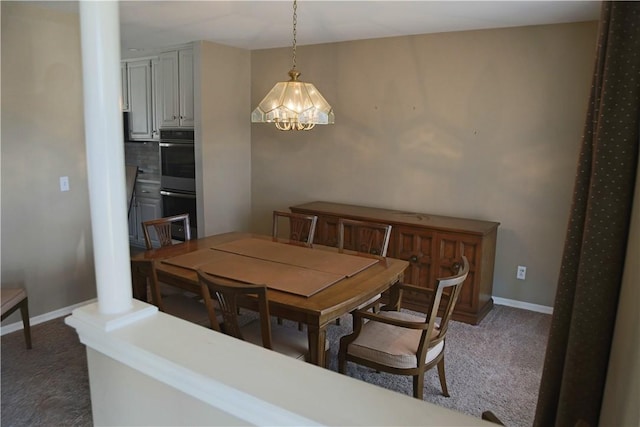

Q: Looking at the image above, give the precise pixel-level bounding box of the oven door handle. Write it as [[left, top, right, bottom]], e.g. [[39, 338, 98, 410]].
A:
[[159, 142, 193, 147], [160, 190, 196, 199]]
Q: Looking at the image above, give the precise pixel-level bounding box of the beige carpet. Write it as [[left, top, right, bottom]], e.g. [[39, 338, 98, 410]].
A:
[[329, 305, 551, 427], [1, 304, 550, 426]]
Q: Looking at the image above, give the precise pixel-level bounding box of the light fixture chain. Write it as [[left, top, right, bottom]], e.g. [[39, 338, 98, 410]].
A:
[[251, 0, 334, 131], [292, 0, 297, 70]]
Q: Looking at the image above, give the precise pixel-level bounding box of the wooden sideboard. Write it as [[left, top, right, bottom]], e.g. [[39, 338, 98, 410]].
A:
[[290, 201, 500, 325]]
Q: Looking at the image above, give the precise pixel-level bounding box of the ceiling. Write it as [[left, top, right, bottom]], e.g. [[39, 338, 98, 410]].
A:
[[38, 1, 601, 51]]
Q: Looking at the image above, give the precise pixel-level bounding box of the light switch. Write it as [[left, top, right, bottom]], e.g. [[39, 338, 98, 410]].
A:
[[59, 176, 70, 192]]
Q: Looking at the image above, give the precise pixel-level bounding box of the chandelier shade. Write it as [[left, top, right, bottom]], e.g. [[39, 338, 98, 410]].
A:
[[251, 70, 335, 131], [251, 0, 334, 131]]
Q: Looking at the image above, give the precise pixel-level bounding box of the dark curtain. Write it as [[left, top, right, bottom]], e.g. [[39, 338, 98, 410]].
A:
[[534, 2, 640, 426]]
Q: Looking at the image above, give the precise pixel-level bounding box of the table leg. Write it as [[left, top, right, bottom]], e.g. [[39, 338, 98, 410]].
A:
[[130, 262, 149, 302], [306, 324, 327, 367]]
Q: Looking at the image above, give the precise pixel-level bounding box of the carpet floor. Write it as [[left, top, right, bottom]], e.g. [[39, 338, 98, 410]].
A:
[[1, 304, 550, 426]]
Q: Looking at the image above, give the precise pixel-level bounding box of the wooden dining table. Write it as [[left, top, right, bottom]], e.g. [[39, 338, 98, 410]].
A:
[[130, 232, 409, 366]]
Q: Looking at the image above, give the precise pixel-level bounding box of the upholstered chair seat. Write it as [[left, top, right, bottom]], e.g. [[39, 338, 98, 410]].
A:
[[1, 287, 32, 349], [346, 311, 442, 369], [1, 288, 28, 316]]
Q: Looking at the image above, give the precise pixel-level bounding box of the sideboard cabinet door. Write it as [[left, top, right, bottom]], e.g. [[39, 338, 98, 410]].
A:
[[315, 215, 340, 247], [391, 226, 436, 310], [435, 232, 481, 317]]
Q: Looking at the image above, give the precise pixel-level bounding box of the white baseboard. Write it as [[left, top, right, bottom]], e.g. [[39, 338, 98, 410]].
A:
[[493, 296, 553, 314], [0, 298, 97, 336]]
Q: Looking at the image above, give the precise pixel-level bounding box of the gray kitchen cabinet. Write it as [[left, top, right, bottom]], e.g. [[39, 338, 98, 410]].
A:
[[158, 48, 194, 128], [128, 181, 162, 247], [128, 200, 137, 242], [127, 59, 154, 140]]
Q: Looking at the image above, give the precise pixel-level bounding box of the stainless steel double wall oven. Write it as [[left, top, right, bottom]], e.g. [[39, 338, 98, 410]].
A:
[[159, 128, 196, 240]]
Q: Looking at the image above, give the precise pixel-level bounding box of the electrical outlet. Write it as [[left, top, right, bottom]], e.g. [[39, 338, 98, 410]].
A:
[[517, 265, 527, 280], [59, 176, 70, 192]]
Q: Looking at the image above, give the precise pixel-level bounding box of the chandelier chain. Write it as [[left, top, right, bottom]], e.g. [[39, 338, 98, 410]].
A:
[[251, 0, 334, 131], [292, 0, 297, 70]]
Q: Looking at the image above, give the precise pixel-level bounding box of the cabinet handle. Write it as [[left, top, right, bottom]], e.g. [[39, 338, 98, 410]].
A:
[[452, 261, 462, 273], [409, 255, 418, 263], [173, 115, 177, 120]]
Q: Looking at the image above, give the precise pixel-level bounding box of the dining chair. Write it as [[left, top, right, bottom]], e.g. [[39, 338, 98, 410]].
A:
[[197, 269, 329, 364], [1, 287, 32, 349], [135, 259, 217, 328], [272, 210, 318, 330], [338, 256, 469, 399], [337, 218, 392, 257], [142, 213, 193, 300], [272, 210, 318, 247], [142, 213, 191, 250], [335, 218, 392, 324]]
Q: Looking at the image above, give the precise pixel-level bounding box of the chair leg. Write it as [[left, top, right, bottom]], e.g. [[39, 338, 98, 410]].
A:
[[413, 373, 424, 399], [20, 298, 32, 350], [437, 357, 450, 397], [338, 350, 346, 374]]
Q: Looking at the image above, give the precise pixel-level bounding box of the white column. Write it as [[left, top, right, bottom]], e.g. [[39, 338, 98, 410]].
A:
[[79, 1, 133, 314]]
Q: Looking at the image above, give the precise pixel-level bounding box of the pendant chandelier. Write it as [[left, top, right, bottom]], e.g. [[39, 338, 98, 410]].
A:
[[251, 0, 334, 131]]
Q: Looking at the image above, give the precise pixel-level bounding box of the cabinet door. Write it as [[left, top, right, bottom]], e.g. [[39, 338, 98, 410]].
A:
[[127, 60, 153, 140], [120, 62, 129, 111], [315, 215, 340, 247], [158, 51, 180, 128], [392, 226, 437, 310], [137, 197, 163, 247], [178, 48, 194, 127], [434, 232, 480, 313]]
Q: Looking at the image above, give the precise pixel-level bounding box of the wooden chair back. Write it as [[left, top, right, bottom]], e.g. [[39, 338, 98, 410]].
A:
[[197, 270, 273, 349], [338, 218, 392, 256], [142, 213, 191, 250], [272, 211, 318, 247], [416, 256, 469, 361], [139, 259, 217, 327]]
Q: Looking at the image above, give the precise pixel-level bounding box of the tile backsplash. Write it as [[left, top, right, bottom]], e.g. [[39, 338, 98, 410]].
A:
[[125, 142, 160, 182]]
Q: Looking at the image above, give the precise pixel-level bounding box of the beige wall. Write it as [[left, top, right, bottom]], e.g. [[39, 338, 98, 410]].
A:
[[250, 22, 598, 307], [195, 41, 252, 236], [1, 2, 96, 321]]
